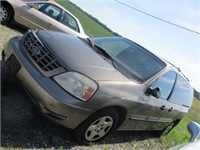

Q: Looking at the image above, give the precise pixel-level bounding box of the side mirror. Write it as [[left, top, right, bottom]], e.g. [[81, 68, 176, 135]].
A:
[[28, 3, 39, 10], [187, 121, 200, 142], [146, 87, 161, 98]]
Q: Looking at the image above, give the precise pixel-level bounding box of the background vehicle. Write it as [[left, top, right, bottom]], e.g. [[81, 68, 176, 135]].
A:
[[2, 30, 194, 144], [0, 0, 88, 38]]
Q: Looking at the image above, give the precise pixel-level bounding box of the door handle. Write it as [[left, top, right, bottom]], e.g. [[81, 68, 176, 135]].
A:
[[168, 107, 173, 112], [160, 105, 165, 110]]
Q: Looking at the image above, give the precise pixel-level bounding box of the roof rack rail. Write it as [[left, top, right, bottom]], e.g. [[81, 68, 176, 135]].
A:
[[176, 67, 189, 81]]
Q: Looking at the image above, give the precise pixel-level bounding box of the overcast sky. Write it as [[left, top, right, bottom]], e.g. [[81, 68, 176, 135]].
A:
[[70, 0, 200, 91]]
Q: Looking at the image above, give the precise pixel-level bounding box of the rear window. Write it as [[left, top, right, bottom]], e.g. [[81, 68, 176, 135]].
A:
[[169, 75, 194, 107]]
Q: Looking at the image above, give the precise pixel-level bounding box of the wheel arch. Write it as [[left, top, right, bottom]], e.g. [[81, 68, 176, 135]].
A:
[[75, 105, 127, 130], [173, 119, 181, 128], [1, 1, 15, 20], [74, 106, 127, 144], [161, 119, 181, 136], [112, 106, 127, 129], [89, 105, 127, 129], [166, 119, 181, 129]]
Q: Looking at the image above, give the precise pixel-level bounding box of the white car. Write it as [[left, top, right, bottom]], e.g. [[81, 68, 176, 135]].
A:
[[0, 0, 88, 38]]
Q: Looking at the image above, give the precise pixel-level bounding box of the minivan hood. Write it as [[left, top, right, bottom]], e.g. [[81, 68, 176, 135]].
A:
[[37, 30, 129, 81]]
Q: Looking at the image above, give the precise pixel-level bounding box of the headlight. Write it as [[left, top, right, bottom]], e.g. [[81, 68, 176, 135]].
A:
[[53, 72, 98, 101]]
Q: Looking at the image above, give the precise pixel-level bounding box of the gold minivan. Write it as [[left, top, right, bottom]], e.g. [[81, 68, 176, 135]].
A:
[[2, 29, 194, 144]]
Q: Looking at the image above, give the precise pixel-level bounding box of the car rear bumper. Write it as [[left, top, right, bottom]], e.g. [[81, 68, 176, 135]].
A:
[[3, 36, 94, 129]]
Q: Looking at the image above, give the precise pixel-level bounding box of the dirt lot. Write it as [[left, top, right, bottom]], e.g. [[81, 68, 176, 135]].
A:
[[1, 24, 164, 150]]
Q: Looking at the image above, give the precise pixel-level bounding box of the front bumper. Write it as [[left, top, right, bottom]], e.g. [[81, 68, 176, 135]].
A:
[[3, 36, 94, 129]]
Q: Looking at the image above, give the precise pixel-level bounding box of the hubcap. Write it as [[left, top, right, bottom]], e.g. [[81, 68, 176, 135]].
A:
[[0, 6, 8, 22], [85, 116, 113, 141]]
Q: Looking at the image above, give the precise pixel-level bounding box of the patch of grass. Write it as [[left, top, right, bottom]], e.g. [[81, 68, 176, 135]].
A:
[[55, 0, 114, 37], [188, 98, 200, 123], [161, 98, 200, 149], [104, 145, 110, 150], [160, 117, 191, 148], [58, 145, 64, 150]]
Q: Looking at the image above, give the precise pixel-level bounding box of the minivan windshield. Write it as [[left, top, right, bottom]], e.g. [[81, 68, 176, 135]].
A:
[[91, 37, 166, 82]]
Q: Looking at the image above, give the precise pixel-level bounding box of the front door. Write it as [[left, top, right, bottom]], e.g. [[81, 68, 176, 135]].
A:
[[143, 71, 177, 130]]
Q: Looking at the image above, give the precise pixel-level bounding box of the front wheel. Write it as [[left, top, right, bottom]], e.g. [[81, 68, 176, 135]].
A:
[[0, 4, 13, 25], [75, 108, 118, 145]]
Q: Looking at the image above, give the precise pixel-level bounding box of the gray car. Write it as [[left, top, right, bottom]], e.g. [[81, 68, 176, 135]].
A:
[[0, 0, 88, 38], [2, 30, 194, 144]]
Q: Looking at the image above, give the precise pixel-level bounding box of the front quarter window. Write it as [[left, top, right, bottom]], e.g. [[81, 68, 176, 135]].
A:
[[150, 71, 177, 100], [34, 3, 45, 9]]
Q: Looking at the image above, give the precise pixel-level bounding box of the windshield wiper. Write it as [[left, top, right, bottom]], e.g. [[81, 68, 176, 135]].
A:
[[86, 38, 117, 68], [86, 38, 111, 59]]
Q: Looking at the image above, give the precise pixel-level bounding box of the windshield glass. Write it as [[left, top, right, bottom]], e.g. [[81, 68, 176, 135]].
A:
[[91, 37, 166, 82]]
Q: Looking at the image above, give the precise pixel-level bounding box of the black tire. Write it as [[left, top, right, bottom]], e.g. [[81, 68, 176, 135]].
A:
[[0, 3, 13, 25], [75, 107, 118, 145], [161, 120, 179, 136]]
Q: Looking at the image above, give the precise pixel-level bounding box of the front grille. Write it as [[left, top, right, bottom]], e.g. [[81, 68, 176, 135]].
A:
[[22, 31, 62, 72]]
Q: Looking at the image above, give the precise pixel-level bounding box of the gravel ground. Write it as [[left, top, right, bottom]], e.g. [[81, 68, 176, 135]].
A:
[[0, 24, 23, 51], [1, 24, 165, 150]]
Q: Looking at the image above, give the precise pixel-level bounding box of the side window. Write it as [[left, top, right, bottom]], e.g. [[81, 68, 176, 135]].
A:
[[39, 4, 62, 20], [36, 3, 45, 9], [169, 75, 193, 107], [29, 3, 45, 9], [151, 71, 176, 100], [59, 12, 79, 32]]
